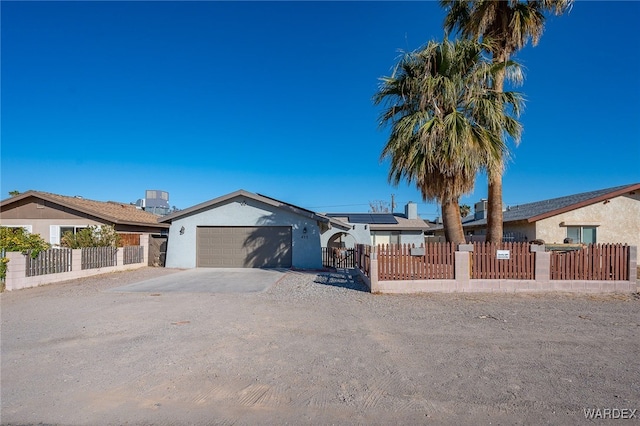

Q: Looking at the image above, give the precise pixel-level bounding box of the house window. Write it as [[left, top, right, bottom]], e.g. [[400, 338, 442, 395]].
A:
[[390, 232, 399, 245], [372, 231, 400, 246], [566, 226, 596, 244], [60, 226, 87, 240]]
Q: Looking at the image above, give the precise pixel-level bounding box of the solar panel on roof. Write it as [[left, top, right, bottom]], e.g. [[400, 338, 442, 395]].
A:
[[345, 213, 398, 224], [345, 214, 373, 224], [370, 214, 398, 224]]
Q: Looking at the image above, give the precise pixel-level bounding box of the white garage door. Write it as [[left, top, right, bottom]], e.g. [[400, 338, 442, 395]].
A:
[[196, 226, 292, 268]]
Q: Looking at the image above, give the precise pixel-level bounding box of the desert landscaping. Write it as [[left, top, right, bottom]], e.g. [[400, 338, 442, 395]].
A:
[[1, 267, 638, 424]]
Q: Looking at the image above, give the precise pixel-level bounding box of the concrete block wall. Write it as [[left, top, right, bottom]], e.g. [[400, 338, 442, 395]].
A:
[[4, 235, 149, 291]]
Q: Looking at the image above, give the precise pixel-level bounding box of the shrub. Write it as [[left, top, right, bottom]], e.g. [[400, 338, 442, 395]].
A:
[[0, 226, 51, 255], [0, 257, 8, 290], [0, 226, 51, 286], [61, 225, 121, 248]]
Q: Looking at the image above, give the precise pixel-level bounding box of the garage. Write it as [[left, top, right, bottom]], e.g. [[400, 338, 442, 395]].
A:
[[160, 190, 344, 270], [196, 226, 292, 268]]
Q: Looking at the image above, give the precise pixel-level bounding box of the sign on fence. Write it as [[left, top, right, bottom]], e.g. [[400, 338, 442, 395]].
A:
[[496, 250, 510, 260]]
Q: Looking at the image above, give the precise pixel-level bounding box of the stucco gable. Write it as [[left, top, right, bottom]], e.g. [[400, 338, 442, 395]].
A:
[[159, 190, 330, 225]]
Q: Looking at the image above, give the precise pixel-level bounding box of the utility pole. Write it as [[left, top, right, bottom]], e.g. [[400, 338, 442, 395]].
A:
[[390, 194, 396, 213]]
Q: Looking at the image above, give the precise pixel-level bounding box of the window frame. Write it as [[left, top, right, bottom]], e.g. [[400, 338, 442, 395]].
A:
[[566, 225, 597, 244]]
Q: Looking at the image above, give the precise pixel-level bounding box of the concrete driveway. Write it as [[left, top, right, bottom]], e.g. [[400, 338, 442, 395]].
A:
[[107, 268, 287, 293]]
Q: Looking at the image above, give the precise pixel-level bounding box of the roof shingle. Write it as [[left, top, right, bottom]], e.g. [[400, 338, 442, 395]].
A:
[[459, 183, 640, 227], [1, 191, 166, 227]]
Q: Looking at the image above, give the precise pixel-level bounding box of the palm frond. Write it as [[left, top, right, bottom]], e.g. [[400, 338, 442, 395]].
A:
[[374, 38, 522, 205]]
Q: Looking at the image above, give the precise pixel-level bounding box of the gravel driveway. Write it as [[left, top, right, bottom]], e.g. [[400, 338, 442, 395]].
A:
[[1, 267, 639, 425]]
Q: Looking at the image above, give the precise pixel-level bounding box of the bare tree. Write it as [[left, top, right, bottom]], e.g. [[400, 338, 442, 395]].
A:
[[369, 200, 390, 213]]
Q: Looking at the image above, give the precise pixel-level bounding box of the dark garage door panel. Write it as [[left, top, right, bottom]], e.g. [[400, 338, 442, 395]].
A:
[[196, 226, 292, 268]]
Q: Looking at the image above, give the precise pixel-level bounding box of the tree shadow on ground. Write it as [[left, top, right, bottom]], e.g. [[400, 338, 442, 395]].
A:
[[313, 270, 370, 293]]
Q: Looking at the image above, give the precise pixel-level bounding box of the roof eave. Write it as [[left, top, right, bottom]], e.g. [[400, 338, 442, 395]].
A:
[[160, 190, 328, 224], [116, 220, 169, 228], [369, 226, 430, 232], [1, 191, 123, 224], [1, 191, 164, 227], [527, 183, 640, 223]]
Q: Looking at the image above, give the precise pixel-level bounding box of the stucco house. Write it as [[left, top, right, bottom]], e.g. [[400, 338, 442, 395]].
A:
[[321, 202, 432, 249], [159, 190, 349, 269], [0, 191, 169, 245], [437, 183, 639, 260]]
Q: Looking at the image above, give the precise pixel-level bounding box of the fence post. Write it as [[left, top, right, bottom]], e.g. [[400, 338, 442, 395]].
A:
[[140, 234, 149, 266], [629, 246, 637, 291], [531, 244, 550, 284], [369, 250, 379, 293], [72, 250, 81, 272], [455, 243, 473, 290], [454, 250, 471, 290], [117, 248, 124, 266], [5, 252, 27, 291]]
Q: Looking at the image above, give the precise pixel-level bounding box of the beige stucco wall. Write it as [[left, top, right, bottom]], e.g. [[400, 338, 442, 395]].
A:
[[535, 193, 640, 261]]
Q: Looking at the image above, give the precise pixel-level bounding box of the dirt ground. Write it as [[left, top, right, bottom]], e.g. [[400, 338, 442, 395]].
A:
[[1, 267, 639, 425]]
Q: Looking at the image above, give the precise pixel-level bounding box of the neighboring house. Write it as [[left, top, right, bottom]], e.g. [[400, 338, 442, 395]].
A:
[[433, 183, 640, 260], [0, 191, 169, 245], [159, 190, 349, 269], [321, 202, 432, 248]]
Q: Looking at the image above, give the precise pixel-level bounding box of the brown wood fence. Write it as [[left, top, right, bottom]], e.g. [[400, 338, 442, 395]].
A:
[[81, 247, 118, 270], [123, 245, 144, 265], [378, 243, 455, 280], [118, 233, 141, 247], [471, 242, 535, 280], [550, 244, 629, 280], [25, 249, 73, 277]]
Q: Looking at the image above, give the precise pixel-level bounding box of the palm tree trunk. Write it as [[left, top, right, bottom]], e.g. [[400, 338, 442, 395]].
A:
[[486, 169, 503, 242], [442, 198, 465, 244], [486, 53, 507, 243]]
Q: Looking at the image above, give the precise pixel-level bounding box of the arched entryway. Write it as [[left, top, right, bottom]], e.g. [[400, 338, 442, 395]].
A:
[[326, 231, 357, 249]]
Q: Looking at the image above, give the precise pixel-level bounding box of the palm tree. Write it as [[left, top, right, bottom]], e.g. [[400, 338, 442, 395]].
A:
[[441, 0, 573, 242], [373, 39, 523, 244]]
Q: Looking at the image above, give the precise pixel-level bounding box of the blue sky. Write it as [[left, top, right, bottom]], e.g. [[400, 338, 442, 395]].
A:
[[2, 1, 639, 219]]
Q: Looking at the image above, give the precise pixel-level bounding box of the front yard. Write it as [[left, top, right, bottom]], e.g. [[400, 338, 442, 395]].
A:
[[1, 267, 638, 424]]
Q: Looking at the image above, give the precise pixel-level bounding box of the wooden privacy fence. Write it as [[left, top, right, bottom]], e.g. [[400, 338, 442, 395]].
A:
[[123, 245, 144, 265], [471, 242, 535, 280], [118, 233, 141, 247], [322, 247, 355, 268], [81, 247, 118, 270], [551, 244, 629, 280], [25, 248, 73, 277], [378, 243, 455, 280]]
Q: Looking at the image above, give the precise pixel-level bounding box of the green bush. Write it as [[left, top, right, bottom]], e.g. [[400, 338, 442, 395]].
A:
[[61, 225, 121, 248], [0, 226, 52, 286], [0, 257, 8, 290], [0, 226, 51, 255]]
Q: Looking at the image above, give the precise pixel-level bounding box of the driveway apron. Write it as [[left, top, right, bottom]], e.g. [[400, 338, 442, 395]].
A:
[[106, 268, 287, 293]]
